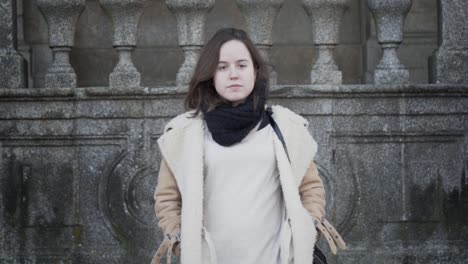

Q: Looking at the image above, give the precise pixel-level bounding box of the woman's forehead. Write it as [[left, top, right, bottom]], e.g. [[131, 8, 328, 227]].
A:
[[219, 40, 252, 61]]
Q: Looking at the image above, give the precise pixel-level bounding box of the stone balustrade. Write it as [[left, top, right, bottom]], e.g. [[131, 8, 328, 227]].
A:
[[367, 0, 412, 85], [302, 0, 351, 85], [0, 0, 467, 86], [165, 0, 215, 87], [37, 0, 86, 88], [99, 0, 148, 88], [236, 0, 284, 85]]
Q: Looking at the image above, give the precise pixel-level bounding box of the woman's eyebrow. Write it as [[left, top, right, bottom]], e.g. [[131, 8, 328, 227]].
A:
[[218, 59, 249, 64]]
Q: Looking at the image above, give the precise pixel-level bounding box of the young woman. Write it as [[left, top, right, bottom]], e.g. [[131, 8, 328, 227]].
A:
[[152, 28, 346, 264]]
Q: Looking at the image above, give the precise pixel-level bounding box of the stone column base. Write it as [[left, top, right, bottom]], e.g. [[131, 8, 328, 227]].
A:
[[110, 71, 141, 88], [0, 51, 26, 88], [374, 68, 409, 84], [311, 69, 342, 85], [45, 72, 77, 88], [176, 65, 193, 87], [430, 48, 468, 84]]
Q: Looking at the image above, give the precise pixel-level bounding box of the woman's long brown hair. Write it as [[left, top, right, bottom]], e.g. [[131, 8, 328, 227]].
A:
[[185, 28, 269, 116]]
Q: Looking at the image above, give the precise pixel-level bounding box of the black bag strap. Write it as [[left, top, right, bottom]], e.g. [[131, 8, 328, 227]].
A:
[[266, 106, 290, 163]]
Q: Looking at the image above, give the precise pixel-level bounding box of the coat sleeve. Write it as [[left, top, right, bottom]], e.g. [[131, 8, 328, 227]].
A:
[[299, 160, 347, 254], [152, 158, 182, 263], [154, 158, 182, 234]]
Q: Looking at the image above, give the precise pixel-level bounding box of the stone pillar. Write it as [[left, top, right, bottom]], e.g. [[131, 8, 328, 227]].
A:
[[235, 0, 284, 85], [165, 0, 215, 87], [37, 0, 85, 88], [302, 0, 351, 85], [0, 0, 26, 88], [100, 0, 148, 88], [430, 0, 468, 84], [367, 0, 412, 85], [17, 0, 33, 88]]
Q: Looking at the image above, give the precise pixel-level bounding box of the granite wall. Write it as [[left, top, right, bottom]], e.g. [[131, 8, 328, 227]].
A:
[[1, 0, 468, 263], [1, 85, 467, 263]]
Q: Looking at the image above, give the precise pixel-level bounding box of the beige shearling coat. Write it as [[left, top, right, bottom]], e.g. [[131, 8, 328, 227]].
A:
[[152, 105, 346, 264]]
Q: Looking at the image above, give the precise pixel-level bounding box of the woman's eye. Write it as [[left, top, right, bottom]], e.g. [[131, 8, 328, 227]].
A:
[[239, 64, 247, 68], [217, 65, 227, 71]]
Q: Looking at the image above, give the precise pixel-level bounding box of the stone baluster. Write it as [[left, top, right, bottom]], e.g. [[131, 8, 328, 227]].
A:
[[100, 0, 148, 88], [37, 0, 85, 88], [367, 0, 412, 85], [430, 0, 468, 84], [165, 0, 215, 87], [0, 0, 26, 88], [235, 0, 284, 85], [302, 0, 351, 85]]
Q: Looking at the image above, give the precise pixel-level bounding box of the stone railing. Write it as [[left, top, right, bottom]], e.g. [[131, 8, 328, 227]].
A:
[[1, 0, 468, 264], [1, 0, 467, 89]]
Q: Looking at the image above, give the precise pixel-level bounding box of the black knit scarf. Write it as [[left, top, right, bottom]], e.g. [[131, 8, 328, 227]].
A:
[[202, 95, 269, 146]]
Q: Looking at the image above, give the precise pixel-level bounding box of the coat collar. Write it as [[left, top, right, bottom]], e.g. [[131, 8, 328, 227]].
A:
[[158, 105, 316, 180]]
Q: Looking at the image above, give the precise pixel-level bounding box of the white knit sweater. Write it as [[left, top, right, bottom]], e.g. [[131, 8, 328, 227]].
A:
[[203, 124, 285, 264]]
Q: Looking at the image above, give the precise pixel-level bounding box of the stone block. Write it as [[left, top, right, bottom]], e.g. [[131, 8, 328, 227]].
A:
[[311, 69, 342, 85], [45, 71, 77, 88], [402, 115, 465, 131], [0, 51, 26, 88], [109, 70, 141, 88], [0, 0, 15, 49], [374, 67, 410, 85], [330, 115, 402, 133], [430, 0, 468, 84], [431, 49, 468, 84], [0, 0, 27, 88]]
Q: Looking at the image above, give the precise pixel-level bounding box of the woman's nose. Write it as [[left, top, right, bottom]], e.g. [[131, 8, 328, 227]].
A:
[[229, 67, 239, 79]]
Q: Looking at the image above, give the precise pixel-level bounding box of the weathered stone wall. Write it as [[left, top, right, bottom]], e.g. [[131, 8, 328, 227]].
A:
[[1, 0, 468, 263], [0, 85, 467, 263]]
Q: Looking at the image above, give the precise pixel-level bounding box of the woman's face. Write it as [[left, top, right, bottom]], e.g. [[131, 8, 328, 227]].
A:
[[214, 40, 256, 106]]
